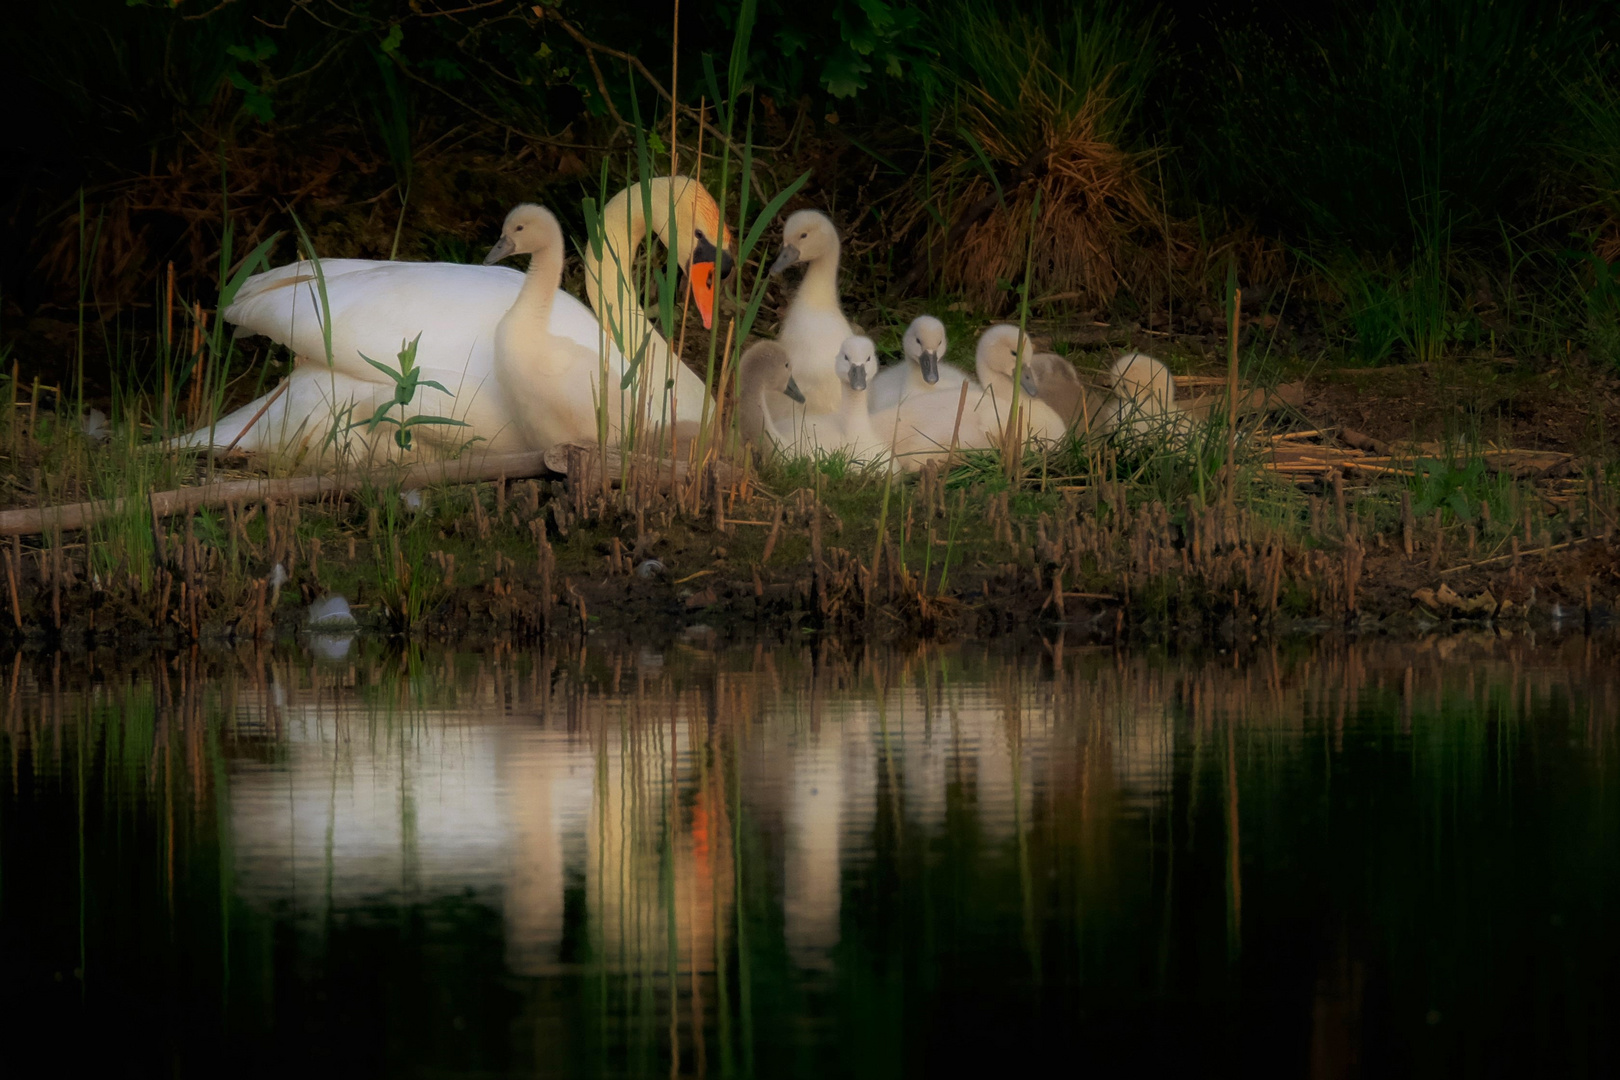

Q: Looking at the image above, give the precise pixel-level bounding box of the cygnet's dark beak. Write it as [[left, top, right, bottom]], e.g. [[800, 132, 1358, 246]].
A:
[[769, 244, 801, 276], [848, 363, 868, 392], [918, 350, 940, 385], [483, 235, 516, 265], [783, 375, 806, 404], [1020, 367, 1041, 398]]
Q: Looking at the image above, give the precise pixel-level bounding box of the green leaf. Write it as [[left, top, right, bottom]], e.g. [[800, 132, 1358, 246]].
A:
[[359, 353, 407, 386], [379, 24, 404, 56], [361, 402, 401, 431], [218, 232, 282, 310], [740, 170, 811, 261], [823, 50, 872, 99], [399, 415, 469, 429]]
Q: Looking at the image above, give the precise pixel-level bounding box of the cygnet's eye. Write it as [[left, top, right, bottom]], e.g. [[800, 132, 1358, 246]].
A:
[[799, 231, 808, 239], [514, 225, 524, 232]]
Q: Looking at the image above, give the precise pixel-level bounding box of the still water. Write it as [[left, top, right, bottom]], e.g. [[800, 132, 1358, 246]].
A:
[[1, 633, 1616, 1077]]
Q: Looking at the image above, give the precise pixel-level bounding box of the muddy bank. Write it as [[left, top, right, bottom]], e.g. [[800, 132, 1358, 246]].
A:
[[2, 473, 1615, 654]]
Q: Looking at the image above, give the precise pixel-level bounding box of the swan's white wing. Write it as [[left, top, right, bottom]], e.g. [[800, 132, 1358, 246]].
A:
[[212, 257, 693, 451], [224, 262, 523, 377], [225, 260, 628, 376]]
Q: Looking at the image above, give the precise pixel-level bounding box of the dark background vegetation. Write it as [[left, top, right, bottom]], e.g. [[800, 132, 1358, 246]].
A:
[[3, 0, 1618, 396]]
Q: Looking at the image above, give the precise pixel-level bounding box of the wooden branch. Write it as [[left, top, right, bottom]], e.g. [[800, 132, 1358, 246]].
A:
[[1338, 427, 1391, 455], [0, 451, 552, 538], [1438, 535, 1601, 576]]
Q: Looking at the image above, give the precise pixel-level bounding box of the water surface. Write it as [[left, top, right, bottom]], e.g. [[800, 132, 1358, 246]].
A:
[[2, 633, 1616, 1077]]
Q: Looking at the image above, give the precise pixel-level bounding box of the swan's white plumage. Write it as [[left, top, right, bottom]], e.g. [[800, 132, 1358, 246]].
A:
[[179, 178, 720, 460], [972, 325, 1070, 443], [1095, 350, 1194, 443], [868, 314, 967, 413], [768, 211, 853, 427], [491, 205, 624, 451]]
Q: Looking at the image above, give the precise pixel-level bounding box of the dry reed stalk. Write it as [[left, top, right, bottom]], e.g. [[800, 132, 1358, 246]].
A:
[[760, 503, 784, 564], [1, 548, 17, 628], [810, 496, 825, 613], [165, 261, 176, 351], [186, 301, 205, 421], [1225, 286, 1241, 498], [218, 379, 290, 456]]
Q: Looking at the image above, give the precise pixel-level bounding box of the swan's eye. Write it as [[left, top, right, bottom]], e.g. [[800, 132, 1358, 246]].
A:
[[799, 232, 808, 239], [515, 225, 524, 232]]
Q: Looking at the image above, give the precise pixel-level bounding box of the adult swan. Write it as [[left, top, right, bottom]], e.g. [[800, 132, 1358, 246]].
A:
[[177, 177, 731, 461]]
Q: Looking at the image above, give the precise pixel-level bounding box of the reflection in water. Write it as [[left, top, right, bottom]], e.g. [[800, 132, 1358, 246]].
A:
[[1, 634, 1618, 1077]]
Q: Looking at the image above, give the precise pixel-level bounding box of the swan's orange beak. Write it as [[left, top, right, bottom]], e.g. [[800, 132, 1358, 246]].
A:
[[689, 257, 718, 330]]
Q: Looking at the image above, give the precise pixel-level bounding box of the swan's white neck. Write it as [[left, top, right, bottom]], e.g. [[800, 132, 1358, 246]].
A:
[[508, 244, 564, 338], [584, 179, 681, 354], [840, 381, 877, 448], [795, 248, 842, 317]]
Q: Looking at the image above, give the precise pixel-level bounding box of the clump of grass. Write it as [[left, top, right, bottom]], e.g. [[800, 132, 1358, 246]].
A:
[[902, 0, 1168, 312]]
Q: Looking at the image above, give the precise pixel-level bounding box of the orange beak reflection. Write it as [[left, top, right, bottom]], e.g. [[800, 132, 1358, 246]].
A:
[[689, 258, 718, 330]]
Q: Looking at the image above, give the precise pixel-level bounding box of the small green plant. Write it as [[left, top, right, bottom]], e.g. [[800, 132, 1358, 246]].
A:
[[350, 334, 470, 453], [1407, 456, 1516, 528]]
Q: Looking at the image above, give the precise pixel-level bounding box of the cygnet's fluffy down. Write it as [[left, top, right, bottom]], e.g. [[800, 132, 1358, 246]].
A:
[[815, 335, 888, 463], [767, 210, 853, 420], [1096, 351, 1195, 444], [1027, 352, 1110, 434], [736, 340, 805, 451], [971, 325, 1070, 443], [868, 314, 968, 412]]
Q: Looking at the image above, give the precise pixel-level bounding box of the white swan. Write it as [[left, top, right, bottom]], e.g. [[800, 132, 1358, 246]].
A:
[[845, 327, 1070, 473], [735, 341, 805, 451], [972, 324, 1070, 443], [1096, 351, 1194, 443], [820, 336, 888, 463], [767, 210, 853, 422], [868, 315, 968, 412], [490, 205, 629, 449], [177, 177, 728, 461]]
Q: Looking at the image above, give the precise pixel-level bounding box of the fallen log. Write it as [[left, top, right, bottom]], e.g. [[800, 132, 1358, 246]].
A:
[[0, 451, 552, 538], [540, 442, 739, 486], [0, 441, 745, 539]]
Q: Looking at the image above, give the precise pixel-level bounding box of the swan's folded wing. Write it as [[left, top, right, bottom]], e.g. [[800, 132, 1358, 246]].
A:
[[223, 261, 524, 378]]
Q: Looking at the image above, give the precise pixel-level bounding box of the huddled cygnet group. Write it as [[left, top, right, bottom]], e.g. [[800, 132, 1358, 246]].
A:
[[176, 176, 1187, 470]]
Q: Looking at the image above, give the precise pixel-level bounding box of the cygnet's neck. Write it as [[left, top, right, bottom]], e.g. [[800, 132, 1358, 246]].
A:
[[737, 364, 772, 443], [795, 247, 842, 315], [507, 244, 563, 334], [840, 381, 876, 444]]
